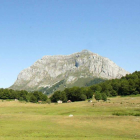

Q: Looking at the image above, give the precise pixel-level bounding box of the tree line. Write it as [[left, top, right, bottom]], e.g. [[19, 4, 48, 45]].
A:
[[51, 71, 140, 102], [0, 89, 48, 103], [50, 86, 93, 102], [1, 71, 139, 103], [90, 71, 140, 97]]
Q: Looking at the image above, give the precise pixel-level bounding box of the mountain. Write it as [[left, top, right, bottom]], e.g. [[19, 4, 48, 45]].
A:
[[10, 50, 129, 94]]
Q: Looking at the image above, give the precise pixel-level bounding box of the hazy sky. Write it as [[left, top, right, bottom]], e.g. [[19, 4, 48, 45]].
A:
[[0, 0, 140, 88]]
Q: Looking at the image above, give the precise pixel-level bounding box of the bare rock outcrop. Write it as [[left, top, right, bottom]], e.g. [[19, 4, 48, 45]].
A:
[[10, 50, 129, 90]]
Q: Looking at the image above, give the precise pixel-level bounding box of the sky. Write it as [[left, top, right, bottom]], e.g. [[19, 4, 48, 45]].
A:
[[0, 0, 140, 88]]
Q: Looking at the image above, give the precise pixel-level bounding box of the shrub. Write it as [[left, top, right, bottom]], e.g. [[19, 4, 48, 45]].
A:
[[30, 95, 37, 103], [112, 112, 140, 116], [46, 99, 51, 104], [80, 94, 87, 101], [101, 93, 107, 101], [19, 97, 24, 101], [95, 92, 102, 101]]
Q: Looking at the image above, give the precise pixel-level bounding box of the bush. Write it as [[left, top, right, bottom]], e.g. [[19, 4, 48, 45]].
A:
[[101, 93, 107, 101], [95, 92, 102, 101], [80, 94, 87, 101], [133, 91, 139, 95], [19, 97, 24, 101], [112, 112, 140, 116], [30, 95, 37, 103], [46, 99, 51, 104]]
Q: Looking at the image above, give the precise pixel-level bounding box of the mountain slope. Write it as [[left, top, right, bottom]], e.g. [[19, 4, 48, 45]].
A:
[[10, 50, 129, 92]]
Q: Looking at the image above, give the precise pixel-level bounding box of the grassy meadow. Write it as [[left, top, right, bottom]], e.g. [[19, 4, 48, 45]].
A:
[[0, 96, 140, 140]]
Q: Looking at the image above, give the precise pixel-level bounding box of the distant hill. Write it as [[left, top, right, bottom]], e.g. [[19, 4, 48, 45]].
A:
[[10, 50, 129, 95]]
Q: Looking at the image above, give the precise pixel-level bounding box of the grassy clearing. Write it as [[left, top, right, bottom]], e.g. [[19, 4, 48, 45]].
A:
[[0, 97, 140, 140]]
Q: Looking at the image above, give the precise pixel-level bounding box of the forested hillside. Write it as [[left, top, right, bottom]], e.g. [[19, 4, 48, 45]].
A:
[[91, 71, 140, 96], [51, 71, 140, 102]]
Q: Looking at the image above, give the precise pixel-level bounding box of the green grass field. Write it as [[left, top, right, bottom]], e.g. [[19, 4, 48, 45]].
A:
[[0, 96, 140, 140]]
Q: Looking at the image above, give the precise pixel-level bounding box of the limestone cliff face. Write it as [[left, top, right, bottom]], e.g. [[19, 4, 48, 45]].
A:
[[10, 50, 129, 90]]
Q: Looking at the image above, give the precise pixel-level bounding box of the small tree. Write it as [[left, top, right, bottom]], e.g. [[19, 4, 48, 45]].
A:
[[95, 92, 102, 101], [30, 95, 37, 103], [19, 97, 24, 101], [80, 94, 87, 101], [50, 91, 61, 102], [25, 94, 30, 102], [60, 91, 67, 102], [42, 94, 48, 101], [111, 90, 118, 96], [46, 99, 51, 104], [133, 91, 139, 95], [101, 93, 107, 101]]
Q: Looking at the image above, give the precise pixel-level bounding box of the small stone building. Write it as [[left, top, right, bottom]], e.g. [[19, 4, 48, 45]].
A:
[[38, 101, 42, 104], [67, 100, 72, 103], [57, 100, 63, 103]]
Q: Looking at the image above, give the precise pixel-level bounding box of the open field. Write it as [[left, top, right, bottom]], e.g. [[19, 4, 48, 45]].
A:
[[0, 96, 140, 140]]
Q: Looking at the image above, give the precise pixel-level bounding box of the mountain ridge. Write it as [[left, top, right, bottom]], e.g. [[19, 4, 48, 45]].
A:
[[10, 50, 129, 93]]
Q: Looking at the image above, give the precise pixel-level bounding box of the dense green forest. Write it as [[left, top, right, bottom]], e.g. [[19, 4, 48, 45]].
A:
[[51, 71, 140, 102], [0, 89, 48, 103], [91, 71, 140, 96], [51, 86, 93, 102]]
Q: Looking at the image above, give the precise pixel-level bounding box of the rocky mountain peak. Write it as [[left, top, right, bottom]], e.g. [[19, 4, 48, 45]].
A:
[[80, 49, 93, 54], [10, 50, 129, 91]]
